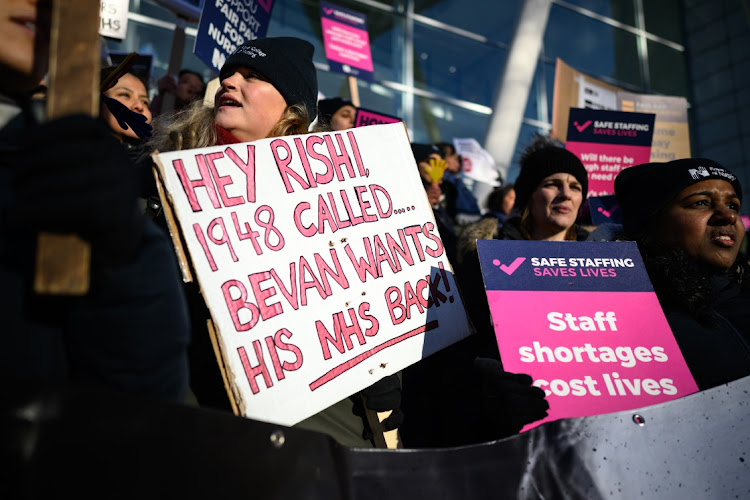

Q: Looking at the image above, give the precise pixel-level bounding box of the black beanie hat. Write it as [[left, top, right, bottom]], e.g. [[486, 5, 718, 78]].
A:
[[317, 97, 354, 125], [513, 146, 589, 211], [615, 158, 743, 235], [411, 142, 441, 163], [221, 37, 318, 121]]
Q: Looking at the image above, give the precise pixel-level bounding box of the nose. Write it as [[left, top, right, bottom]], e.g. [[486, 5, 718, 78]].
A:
[[558, 182, 574, 200], [132, 99, 144, 112], [711, 205, 738, 225], [221, 72, 241, 90]]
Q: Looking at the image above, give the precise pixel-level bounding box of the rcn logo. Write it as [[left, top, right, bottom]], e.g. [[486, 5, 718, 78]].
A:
[[491, 257, 526, 275]]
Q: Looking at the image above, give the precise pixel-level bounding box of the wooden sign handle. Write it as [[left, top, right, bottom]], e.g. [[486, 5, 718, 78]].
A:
[[34, 0, 101, 295], [362, 395, 403, 449], [348, 76, 360, 107]]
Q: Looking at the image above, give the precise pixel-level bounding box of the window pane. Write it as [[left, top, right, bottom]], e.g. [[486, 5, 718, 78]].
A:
[[414, 0, 521, 45], [558, 0, 635, 27], [647, 41, 688, 97], [506, 123, 552, 183], [643, 1, 684, 44], [545, 5, 643, 88], [411, 97, 490, 146], [413, 23, 506, 106]]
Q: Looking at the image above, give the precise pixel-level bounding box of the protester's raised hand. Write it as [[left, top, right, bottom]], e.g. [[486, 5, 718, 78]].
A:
[[473, 357, 549, 439], [6, 114, 144, 266]]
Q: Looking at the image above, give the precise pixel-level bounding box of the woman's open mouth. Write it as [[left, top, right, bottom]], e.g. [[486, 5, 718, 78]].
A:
[[218, 95, 241, 108], [711, 231, 736, 247]]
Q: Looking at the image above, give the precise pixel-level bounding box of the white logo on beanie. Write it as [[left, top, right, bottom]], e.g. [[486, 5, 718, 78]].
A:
[[688, 167, 709, 179], [708, 166, 737, 182], [688, 165, 736, 182], [234, 46, 267, 58]]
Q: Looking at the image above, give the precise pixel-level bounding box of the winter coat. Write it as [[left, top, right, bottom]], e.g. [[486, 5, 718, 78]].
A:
[[0, 91, 191, 403]]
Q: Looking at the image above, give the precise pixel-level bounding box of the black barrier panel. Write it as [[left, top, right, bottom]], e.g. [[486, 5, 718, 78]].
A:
[[4, 375, 749, 499]]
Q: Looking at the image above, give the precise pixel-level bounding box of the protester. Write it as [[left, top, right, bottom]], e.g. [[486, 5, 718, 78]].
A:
[[0, 0, 191, 402], [411, 142, 459, 266], [398, 145, 548, 448], [612, 158, 750, 389], [484, 183, 515, 228], [314, 96, 356, 131], [435, 141, 482, 228], [456, 136, 589, 362], [149, 68, 205, 118], [148, 37, 403, 447], [99, 66, 163, 217], [101, 67, 153, 143]]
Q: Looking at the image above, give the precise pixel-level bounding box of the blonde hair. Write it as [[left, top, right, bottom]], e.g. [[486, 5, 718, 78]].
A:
[[149, 100, 311, 152]]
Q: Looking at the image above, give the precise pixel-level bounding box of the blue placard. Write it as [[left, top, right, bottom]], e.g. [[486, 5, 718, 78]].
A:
[[588, 195, 623, 225], [567, 108, 655, 146], [477, 240, 653, 293], [194, 0, 275, 74]]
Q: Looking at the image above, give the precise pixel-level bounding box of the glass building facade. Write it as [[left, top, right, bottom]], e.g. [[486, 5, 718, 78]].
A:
[[109, 0, 749, 203]]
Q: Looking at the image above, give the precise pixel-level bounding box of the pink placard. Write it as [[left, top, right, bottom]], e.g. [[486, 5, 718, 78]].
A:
[[566, 142, 652, 198], [488, 290, 699, 430], [321, 17, 374, 72]]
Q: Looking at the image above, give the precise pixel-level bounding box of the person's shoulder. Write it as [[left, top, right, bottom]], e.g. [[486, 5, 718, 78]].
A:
[[498, 216, 524, 240], [585, 223, 623, 242]]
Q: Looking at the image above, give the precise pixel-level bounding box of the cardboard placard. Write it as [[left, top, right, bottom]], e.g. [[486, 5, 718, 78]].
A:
[[153, 123, 471, 426], [477, 240, 699, 431], [552, 58, 691, 163]]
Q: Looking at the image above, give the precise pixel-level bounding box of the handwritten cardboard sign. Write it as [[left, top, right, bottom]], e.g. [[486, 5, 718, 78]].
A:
[[153, 123, 471, 426], [477, 240, 699, 430], [566, 108, 655, 197], [194, 0, 275, 74], [320, 1, 374, 81]]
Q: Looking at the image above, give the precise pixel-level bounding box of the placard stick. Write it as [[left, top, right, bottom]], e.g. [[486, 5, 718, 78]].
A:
[[348, 75, 361, 107], [361, 395, 403, 449], [34, 0, 100, 295]]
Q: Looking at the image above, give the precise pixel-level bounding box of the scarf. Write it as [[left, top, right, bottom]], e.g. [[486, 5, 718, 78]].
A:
[[215, 125, 241, 145]]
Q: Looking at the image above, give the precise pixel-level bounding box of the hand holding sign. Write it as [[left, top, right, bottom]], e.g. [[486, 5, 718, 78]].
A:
[[474, 357, 549, 438], [8, 116, 143, 267]]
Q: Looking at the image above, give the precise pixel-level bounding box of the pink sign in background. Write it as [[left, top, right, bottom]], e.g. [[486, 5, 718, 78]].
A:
[[354, 108, 401, 127], [487, 290, 699, 430], [566, 142, 652, 198], [321, 17, 374, 72]]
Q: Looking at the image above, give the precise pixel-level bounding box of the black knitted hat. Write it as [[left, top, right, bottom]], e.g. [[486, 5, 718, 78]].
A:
[[513, 146, 589, 211], [411, 142, 441, 163], [615, 158, 743, 235], [317, 97, 354, 125], [221, 37, 318, 121]]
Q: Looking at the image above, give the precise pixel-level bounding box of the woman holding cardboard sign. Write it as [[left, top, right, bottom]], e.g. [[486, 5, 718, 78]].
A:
[[456, 136, 590, 357], [149, 37, 404, 448], [612, 158, 750, 389]]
